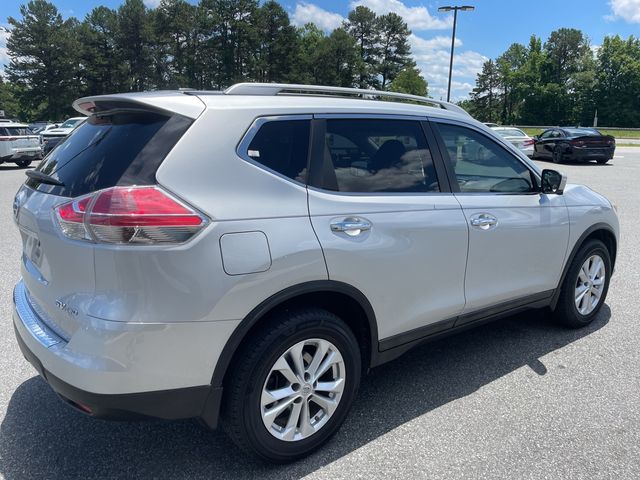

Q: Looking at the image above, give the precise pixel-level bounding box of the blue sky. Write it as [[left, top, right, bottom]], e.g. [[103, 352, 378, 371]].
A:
[[2, 0, 640, 99]]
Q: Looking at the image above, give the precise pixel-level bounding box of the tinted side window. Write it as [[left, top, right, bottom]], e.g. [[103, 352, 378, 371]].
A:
[[436, 123, 534, 193], [323, 119, 439, 193], [246, 120, 310, 183], [539, 130, 553, 139]]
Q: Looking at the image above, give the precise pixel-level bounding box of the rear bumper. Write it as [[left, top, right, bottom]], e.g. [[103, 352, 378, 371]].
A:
[[567, 146, 615, 161], [12, 281, 234, 428], [1, 149, 42, 161]]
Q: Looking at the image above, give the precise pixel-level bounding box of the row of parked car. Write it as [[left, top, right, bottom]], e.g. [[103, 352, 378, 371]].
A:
[[0, 117, 86, 167], [486, 124, 616, 164]]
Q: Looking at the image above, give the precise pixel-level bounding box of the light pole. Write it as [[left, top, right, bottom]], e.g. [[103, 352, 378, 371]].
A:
[[438, 5, 474, 102]]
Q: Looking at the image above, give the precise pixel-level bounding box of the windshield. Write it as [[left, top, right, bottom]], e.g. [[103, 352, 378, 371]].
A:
[[0, 126, 30, 136], [60, 119, 82, 129], [495, 128, 526, 137]]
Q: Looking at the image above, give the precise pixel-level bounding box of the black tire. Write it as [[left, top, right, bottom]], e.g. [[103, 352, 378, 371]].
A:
[[222, 307, 361, 463], [554, 239, 611, 328], [596, 158, 609, 165], [16, 160, 32, 168], [552, 146, 564, 164]]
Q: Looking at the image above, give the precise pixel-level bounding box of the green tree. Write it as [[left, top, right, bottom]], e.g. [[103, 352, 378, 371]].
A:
[[344, 6, 380, 88], [5, 0, 80, 120], [254, 0, 298, 83], [314, 28, 360, 87], [294, 23, 326, 84], [470, 59, 500, 122], [152, 0, 199, 88], [376, 13, 412, 88], [595, 35, 640, 127], [79, 6, 123, 95], [388, 63, 427, 96], [116, 0, 154, 91], [0, 77, 20, 119]]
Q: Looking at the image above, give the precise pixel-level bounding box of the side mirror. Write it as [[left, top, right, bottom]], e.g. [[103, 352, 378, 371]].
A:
[[541, 169, 567, 194]]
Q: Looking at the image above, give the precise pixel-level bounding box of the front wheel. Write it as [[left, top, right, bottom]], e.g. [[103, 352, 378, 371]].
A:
[[222, 308, 361, 463], [554, 239, 611, 328], [15, 160, 32, 168], [596, 158, 609, 165]]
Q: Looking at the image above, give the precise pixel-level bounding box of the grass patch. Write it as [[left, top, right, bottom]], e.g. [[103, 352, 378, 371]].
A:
[[519, 127, 640, 139]]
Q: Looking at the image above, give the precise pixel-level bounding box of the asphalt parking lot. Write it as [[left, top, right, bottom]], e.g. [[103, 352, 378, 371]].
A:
[[0, 148, 639, 479]]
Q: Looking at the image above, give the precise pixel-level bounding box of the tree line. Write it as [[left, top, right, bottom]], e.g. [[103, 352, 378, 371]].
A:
[[460, 29, 640, 128], [0, 0, 427, 121]]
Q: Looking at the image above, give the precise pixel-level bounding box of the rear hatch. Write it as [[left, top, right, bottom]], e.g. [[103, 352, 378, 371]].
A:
[[0, 125, 40, 156], [14, 98, 198, 339]]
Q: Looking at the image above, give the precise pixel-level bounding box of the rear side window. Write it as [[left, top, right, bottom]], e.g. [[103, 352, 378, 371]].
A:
[[27, 111, 192, 197], [246, 120, 310, 183], [321, 119, 439, 193]]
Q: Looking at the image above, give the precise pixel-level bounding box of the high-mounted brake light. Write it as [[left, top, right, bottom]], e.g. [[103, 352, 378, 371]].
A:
[[54, 186, 207, 245]]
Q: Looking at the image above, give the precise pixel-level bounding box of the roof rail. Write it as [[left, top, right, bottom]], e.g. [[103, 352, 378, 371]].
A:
[[223, 83, 471, 117]]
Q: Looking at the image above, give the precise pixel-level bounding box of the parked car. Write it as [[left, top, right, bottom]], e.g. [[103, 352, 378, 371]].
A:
[[491, 126, 535, 157], [12, 84, 619, 462], [40, 117, 86, 155], [0, 122, 42, 167], [533, 127, 615, 164], [28, 122, 60, 134]]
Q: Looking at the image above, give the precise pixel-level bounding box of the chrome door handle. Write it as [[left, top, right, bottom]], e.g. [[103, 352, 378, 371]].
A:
[[330, 217, 372, 236], [470, 213, 498, 230]]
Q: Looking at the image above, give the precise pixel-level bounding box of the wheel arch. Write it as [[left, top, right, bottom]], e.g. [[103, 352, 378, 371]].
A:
[[210, 280, 379, 389], [551, 223, 617, 309]]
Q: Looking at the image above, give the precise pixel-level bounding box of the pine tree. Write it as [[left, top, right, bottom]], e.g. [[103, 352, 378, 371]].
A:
[[344, 6, 380, 89], [377, 13, 412, 89]]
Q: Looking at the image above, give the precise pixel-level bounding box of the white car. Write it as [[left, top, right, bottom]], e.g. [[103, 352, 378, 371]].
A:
[[0, 122, 42, 167], [491, 127, 535, 157], [40, 117, 86, 154]]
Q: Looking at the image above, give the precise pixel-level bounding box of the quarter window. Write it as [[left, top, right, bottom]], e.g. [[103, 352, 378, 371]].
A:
[[246, 120, 310, 182], [322, 119, 439, 193], [436, 123, 534, 193]]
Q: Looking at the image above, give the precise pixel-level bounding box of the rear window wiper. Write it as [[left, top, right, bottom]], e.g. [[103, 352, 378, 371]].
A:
[[25, 170, 65, 186]]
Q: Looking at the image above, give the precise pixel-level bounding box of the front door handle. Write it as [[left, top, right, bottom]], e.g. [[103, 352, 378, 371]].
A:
[[470, 213, 498, 230], [330, 217, 372, 236]]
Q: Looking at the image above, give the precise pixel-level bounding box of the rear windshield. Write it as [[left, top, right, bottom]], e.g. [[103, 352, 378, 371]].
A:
[[27, 110, 192, 197], [0, 126, 30, 136], [564, 128, 601, 136]]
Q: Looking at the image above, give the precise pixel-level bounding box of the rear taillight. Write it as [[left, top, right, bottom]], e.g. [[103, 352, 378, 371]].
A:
[[54, 186, 207, 245], [523, 139, 534, 147], [571, 140, 586, 147], [0, 137, 17, 142]]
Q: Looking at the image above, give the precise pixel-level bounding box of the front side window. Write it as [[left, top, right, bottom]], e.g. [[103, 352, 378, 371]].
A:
[[322, 119, 439, 193], [436, 123, 534, 194], [246, 120, 310, 183]]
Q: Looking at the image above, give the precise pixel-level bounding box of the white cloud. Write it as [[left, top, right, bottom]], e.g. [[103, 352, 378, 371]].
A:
[[609, 0, 640, 23], [410, 33, 486, 101], [0, 26, 10, 76], [144, 0, 161, 8], [291, 2, 345, 31], [350, 0, 451, 30]]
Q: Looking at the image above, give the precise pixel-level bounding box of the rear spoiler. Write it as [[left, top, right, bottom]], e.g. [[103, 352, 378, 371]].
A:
[[73, 92, 205, 119]]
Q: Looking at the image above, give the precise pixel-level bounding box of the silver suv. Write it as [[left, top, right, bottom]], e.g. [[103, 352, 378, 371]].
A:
[[12, 83, 619, 462]]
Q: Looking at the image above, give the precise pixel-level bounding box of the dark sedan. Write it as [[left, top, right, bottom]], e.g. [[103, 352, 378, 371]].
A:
[[533, 127, 615, 164]]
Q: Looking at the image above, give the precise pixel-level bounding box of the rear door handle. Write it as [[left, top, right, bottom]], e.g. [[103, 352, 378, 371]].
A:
[[330, 217, 372, 237], [470, 213, 498, 230]]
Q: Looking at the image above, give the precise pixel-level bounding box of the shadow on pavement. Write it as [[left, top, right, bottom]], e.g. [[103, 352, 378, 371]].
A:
[[0, 306, 610, 479]]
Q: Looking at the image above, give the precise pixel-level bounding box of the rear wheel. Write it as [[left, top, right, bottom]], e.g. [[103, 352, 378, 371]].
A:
[[222, 307, 361, 463], [596, 158, 609, 165], [16, 160, 32, 168], [554, 239, 611, 328], [552, 147, 564, 164]]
